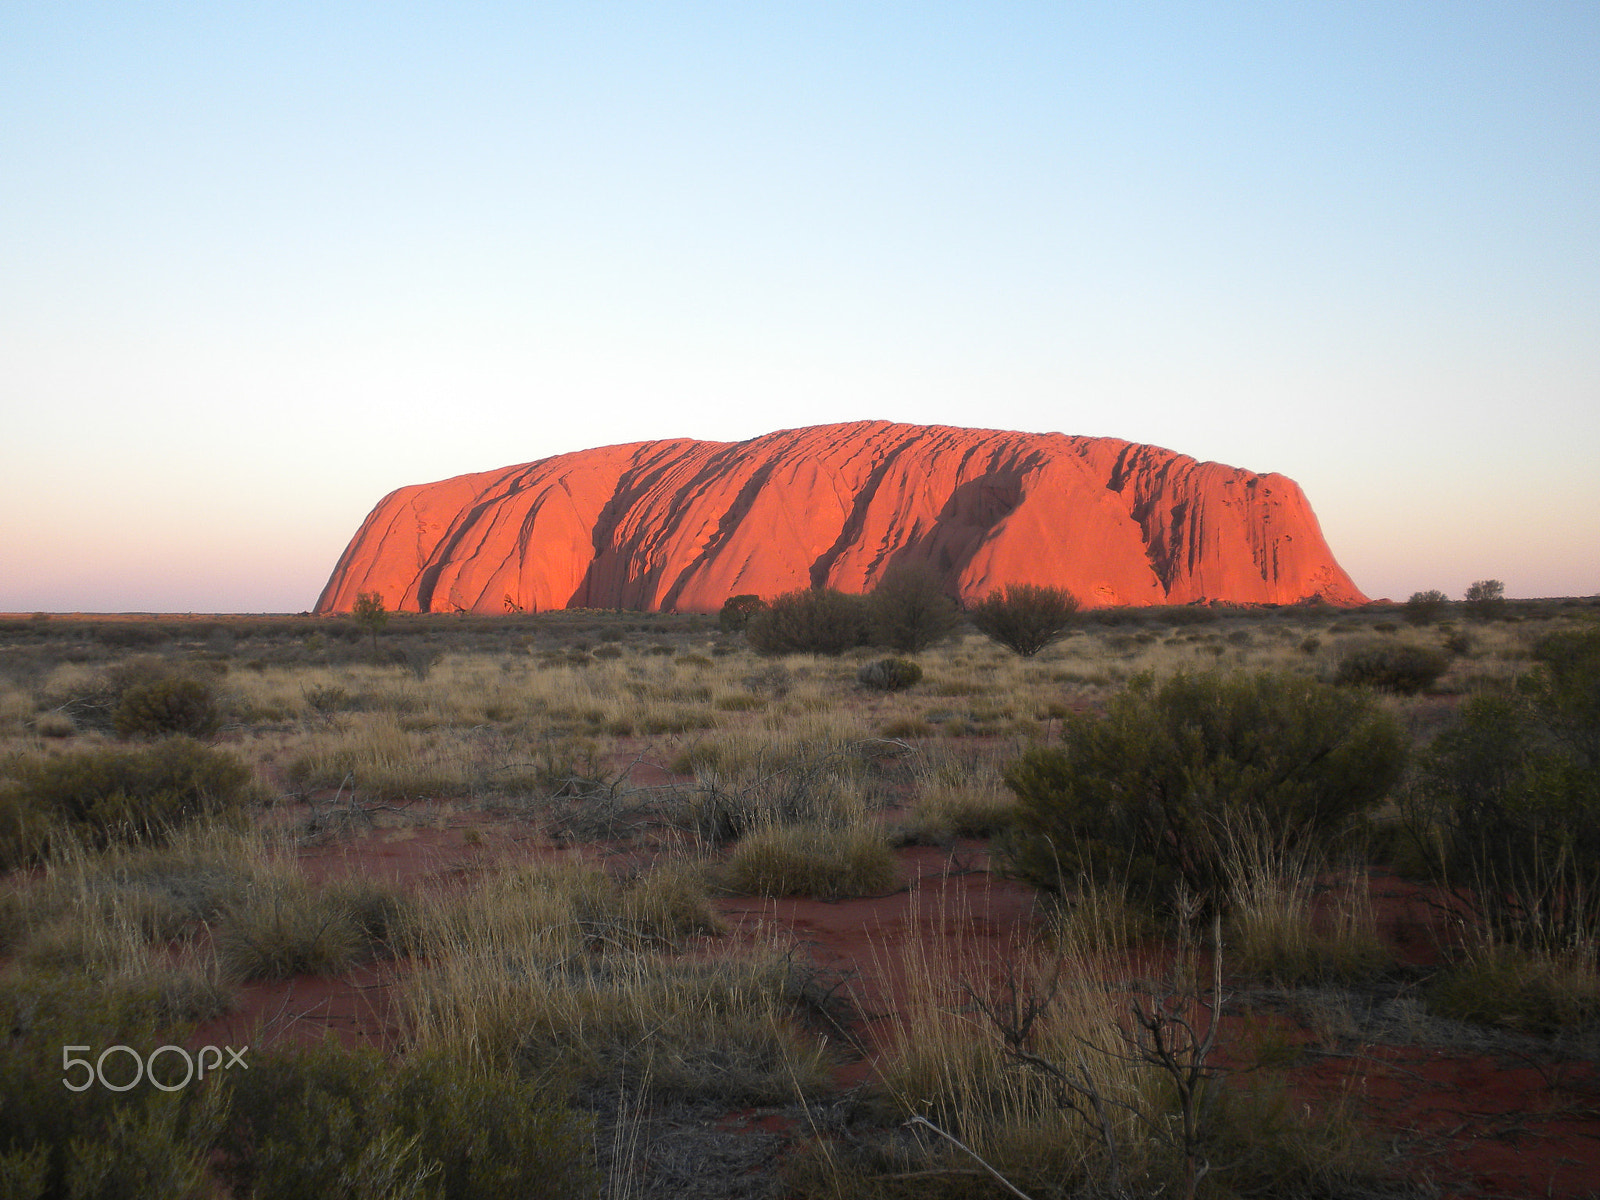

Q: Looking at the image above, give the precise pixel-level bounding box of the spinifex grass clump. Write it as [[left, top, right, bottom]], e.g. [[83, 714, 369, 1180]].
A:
[[214, 879, 369, 982], [721, 820, 899, 900], [900, 746, 1016, 842], [856, 657, 922, 691], [1428, 939, 1600, 1035], [1218, 828, 1391, 986], [792, 902, 1385, 1200], [399, 861, 829, 1104], [1002, 671, 1405, 917]]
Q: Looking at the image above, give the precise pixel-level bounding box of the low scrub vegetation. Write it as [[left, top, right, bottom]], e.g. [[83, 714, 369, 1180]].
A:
[[856, 656, 922, 691], [746, 587, 871, 655], [399, 861, 830, 1103], [867, 563, 963, 652], [970, 583, 1081, 657], [720, 820, 898, 900], [1333, 640, 1450, 694], [0, 738, 252, 867], [1428, 939, 1600, 1035], [112, 673, 223, 739], [1403, 625, 1600, 953], [224, 1040, 597, 1200], [2, 600, 1598, 1197], [1001, 671, 1406, 916]]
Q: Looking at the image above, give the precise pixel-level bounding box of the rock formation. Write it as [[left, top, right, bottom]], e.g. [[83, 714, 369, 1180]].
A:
[[315, 421, 1366, 613]]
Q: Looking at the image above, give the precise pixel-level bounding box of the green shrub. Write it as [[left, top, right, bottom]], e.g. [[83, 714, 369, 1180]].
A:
[[1332, 641, 1450, 694], [857, 657, 922, 691], [93, 623, 170, 648], [351, 590, 389, 649], [1464, 578, 1507, 620], [867, 564, 961, 652], [1152, 604, 1220, 626], [1404, 626, 1600, 951], [1428, 941, 1600, 1034], [745, 588, 871, 656], [1001, 672, 1405, 914], [0, 974, 227, 1200], [718, 594, 768, 633], [224, 1040, 597, 1200], [1, 739, 252, 867], [1404, 589, 1449, 625], [970, 584, 1081, 657], [113, 675, 222, 739]]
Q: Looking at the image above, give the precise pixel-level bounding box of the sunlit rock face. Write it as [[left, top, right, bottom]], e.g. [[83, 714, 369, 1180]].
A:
[[314, 420, 1366, 614]]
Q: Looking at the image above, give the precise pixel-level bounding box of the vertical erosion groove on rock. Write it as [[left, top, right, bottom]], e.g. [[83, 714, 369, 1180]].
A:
[[314, 420, 1366, 614]]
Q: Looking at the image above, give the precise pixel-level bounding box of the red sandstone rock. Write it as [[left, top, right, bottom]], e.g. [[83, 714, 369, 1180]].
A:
[[314, 421, 1366, 613]]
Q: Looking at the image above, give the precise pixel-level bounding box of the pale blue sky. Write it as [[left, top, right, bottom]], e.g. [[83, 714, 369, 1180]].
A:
[[3, 2, 1596, 610]]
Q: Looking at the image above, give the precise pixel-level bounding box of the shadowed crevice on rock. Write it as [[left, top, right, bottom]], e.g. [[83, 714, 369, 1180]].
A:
[[316, 420, 1368, 614]]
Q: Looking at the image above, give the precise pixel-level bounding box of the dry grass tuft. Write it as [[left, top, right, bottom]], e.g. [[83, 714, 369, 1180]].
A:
[[214, 878, 365, 981], [1220, 830, 1392, 986], [720, 821, 899, 900], [1429, 937, 1600, 1035], [398, 861, 829, 1103]]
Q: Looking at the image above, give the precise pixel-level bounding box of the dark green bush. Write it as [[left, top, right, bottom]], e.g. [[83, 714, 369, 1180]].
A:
[[867, 564, 961, 653], [970, 584, 1081, 657], [1, 738, 252, 866], [113, 675, 222, 739], [1151, 604, 1221, 626], [857, 657, 923, 691], [93, 622, 170, 648], [717, 594, 768, 633], [1465, 578, 1507, 620], [1405, 589, 1449, 624], [0, 974, 225, 1200], [1002, 672, 1405, 913], [351, 590, 389, 650], [1404, 626, 1600, 950], [1333, 641, 1450, 694], [224, 1040, 596, 1200], [745, 588, 871, 656]]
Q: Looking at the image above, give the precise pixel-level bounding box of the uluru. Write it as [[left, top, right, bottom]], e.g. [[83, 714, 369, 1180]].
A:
[[315, 421, 1366, 614]]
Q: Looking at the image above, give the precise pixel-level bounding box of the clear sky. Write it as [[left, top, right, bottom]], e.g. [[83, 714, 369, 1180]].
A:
[[3, 2, 1596, 611]]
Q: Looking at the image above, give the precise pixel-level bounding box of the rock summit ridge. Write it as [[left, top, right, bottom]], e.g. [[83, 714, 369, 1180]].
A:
[[315, 420, 1365, 613]]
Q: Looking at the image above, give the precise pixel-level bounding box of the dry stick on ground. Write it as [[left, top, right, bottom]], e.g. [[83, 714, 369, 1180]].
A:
[[962, 955, 1129, 1197], [1119, 918, 1229, 1200], [900, 1115, 1038, 1200], [966, 914, 1230, 1200]]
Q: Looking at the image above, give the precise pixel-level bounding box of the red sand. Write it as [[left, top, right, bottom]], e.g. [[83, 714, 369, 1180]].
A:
[[176, 816, 1600, 1199]]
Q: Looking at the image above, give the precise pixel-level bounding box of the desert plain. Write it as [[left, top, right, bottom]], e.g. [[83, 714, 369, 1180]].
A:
[[3, 596, 1600, 1199]]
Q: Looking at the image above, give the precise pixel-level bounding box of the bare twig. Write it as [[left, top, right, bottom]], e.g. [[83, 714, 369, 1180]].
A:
[[903, 1115, 1037, 1200]]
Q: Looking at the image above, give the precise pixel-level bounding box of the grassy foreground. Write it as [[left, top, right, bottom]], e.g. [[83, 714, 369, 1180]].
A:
[[0, 596, 1596, 1198]]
